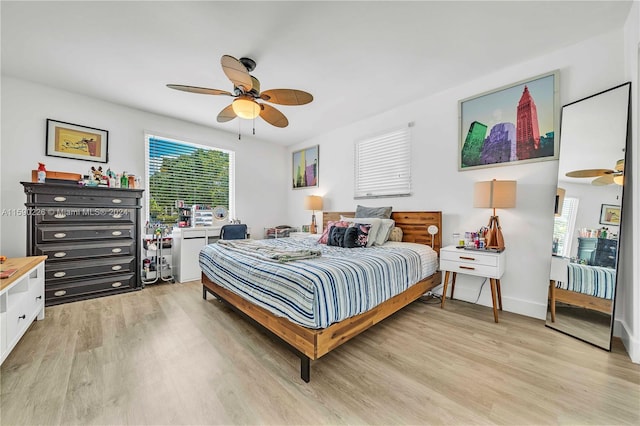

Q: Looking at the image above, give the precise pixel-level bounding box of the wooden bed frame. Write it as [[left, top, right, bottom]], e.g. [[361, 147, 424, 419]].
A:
[[201, 211, 442, 382], [548, 280, 612, 322]]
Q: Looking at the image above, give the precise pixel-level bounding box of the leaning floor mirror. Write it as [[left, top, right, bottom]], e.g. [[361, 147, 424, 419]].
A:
[[547, 82, 631, 350]]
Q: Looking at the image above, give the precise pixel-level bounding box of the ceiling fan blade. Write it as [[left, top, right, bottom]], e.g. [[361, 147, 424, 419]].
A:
[[259, 103, 289, 128], [260, 89, 313, 105], [592, 174, 614, 186], [221, 55, 253, 92], [217, 104, 236, 123], [166, 84, 232, 96], [565, 169, 614, 178]]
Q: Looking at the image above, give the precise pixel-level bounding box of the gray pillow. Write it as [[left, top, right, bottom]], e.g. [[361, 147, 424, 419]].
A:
[[355, 205, 392, 219]]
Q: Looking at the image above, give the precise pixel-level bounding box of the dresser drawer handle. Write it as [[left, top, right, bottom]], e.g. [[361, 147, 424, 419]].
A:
[[112, 231, 122, 236], [111, 282, 123, 288], [53, 196, 67, 202], [54, 213, 67, 219], [112, 199, 122, 204], [111, 265, 122, 271], [111, 213, 123, 219], [112, 248, 122, 253], [54, 290, 67, 297], [54, 271, 66, 278], [460, 266, 476, 270], [53, 252, 67, 258], [36, 295, 43, 300], [459, 256, 476, 261], [54, 232, 67, 239], [18, 314, 26, 320]]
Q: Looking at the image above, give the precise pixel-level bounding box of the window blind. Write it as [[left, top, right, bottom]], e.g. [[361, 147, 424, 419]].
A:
[[354, 126, 411, 198], [146, 135, 235, 225], [553, 196, 579, 258]]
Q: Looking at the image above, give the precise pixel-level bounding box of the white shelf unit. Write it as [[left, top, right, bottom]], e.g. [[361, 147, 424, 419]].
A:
[[173, 226, 222, 283], [1, 257, 46, 365]]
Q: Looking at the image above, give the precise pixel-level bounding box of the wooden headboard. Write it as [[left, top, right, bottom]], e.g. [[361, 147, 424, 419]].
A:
[[322, 211, 442, 255]]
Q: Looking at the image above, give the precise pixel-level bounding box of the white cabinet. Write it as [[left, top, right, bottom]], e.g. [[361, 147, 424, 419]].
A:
[[173, 227, 221, 283], [1, 256, 47, 365]]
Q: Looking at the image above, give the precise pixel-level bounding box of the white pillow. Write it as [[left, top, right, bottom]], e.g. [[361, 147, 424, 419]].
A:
[[340, 216, 394, 246]]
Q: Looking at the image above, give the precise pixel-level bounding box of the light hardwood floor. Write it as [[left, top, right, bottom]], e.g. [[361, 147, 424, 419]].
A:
[[1, 281, 639, 425]]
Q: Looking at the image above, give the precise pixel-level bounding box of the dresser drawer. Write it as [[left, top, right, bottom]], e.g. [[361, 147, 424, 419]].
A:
[[37, 224, 134, 243], [34, 193, 138, 207], [46, 256, 136, 281], [34, 208, 135, 224], [440, 259, 500, 278], [440, 249, 498, 267], [35, 240, 135, 261], [45, 273, 136, 304]]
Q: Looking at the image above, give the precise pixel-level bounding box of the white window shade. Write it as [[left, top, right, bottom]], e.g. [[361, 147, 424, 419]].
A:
[[354, 126, 411, 198]]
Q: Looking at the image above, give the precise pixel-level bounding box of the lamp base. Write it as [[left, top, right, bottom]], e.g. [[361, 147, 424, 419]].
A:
[[310, 213, 317, 234], [485, 215, 505, 249]]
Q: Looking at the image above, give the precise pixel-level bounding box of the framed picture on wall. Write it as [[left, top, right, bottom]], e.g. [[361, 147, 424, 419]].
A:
[[600, 204, 621, 226], [46, 119, 109, 163], [292, 145, 319, 189], [458, 70, 559, 171]]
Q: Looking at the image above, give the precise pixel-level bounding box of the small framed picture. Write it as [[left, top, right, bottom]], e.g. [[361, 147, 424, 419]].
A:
[[600, 204, 621, 226], [292, 145, 319, 189], [46, 119, 109, 163]]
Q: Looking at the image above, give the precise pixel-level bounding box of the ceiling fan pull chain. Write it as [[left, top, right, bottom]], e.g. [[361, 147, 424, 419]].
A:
[[253, 117, 256, 135], [238, 119, 241, 140]]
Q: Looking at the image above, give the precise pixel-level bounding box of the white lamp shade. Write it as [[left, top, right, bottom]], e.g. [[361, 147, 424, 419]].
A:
[[304, 195, 323, 211], [473, 180, 517, 209], [232, 96, 260, 119]]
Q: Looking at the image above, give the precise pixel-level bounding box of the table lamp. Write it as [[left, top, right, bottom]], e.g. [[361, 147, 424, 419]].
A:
[[304, 195, 323, 234], [473, 179, 516, 249]]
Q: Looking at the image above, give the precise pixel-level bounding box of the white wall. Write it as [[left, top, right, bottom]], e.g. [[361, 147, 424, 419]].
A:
[[0, 77, 288, 258], [286, 29, 629, 321]]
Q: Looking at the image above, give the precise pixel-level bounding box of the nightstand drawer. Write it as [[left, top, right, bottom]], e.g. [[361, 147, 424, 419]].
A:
[[440, 259, 499, 277], [440, 249, 498, 267]]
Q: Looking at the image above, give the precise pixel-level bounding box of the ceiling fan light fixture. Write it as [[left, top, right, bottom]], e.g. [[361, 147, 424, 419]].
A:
[[613, 174, 624, 185], [232, 96, 260, 119]]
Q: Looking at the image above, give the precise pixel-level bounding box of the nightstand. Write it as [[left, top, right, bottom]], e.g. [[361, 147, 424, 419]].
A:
[[439, 245, 506, 322]]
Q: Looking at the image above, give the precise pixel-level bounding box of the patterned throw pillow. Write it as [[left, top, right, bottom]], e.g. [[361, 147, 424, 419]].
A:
[[327, 226, 347, 246], [343, 225, 370, 248], [388, 226, 403, 242], [353, 223, 372, 247], [317, 220, 350, 244]]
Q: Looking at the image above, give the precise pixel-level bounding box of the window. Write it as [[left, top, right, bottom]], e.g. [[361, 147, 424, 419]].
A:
[[553, 196, 579, 257], [354, 125, 411, 198], [146, 134, 235, 225]]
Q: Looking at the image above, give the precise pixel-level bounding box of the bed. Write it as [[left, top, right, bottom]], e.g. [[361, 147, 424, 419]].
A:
[[200, 211, 442, 382], [548, 257, 615, 322]]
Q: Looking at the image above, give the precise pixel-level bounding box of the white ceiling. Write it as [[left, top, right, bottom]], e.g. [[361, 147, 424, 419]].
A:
[[1, 1, 633, 146]]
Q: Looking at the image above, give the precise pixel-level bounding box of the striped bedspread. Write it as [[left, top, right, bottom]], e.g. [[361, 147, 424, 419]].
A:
[[557, 263, 616, 300], [200, 237, 438, 329]]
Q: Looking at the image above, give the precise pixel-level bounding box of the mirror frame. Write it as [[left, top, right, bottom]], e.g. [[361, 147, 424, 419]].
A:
[[546, 82, 631, 350]]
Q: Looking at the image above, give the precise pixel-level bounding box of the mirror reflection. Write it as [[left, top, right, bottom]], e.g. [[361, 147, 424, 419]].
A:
[[546, 82, 630, 350]]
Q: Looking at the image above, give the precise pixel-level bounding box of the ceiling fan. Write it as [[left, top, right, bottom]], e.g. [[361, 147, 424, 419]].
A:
[[167, 55, 313, 129], [565, 159, 624, 186]]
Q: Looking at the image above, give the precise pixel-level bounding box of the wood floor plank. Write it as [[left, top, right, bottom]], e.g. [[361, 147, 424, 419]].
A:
[[1, 282, 639, 425]]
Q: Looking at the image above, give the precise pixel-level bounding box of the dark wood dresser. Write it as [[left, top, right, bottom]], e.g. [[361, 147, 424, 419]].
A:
[[21, 182, 144, 306]]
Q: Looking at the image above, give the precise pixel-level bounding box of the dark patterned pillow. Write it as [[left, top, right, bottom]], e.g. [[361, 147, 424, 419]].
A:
[[352, 224, 372, 247], [328, 226, 347, 247]]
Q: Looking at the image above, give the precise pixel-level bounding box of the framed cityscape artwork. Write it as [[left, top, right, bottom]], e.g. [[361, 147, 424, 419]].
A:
[[458, 70, 559, 171], [292, 145, 319, 189]]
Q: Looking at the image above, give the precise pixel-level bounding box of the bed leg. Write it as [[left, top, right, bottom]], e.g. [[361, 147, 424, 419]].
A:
[[300, 356, 310, 383], [203, 285, 207, 300]]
